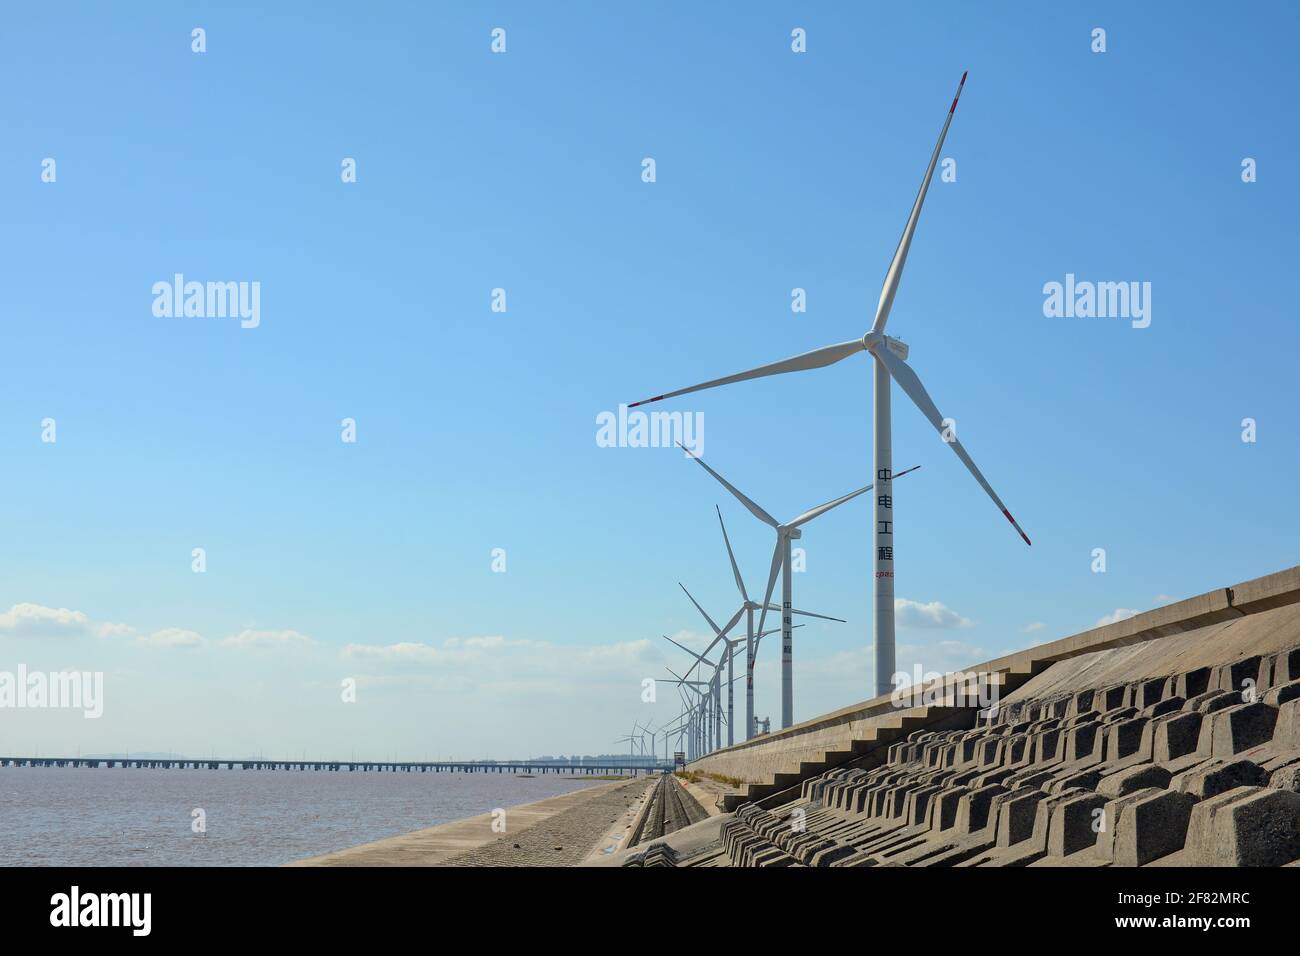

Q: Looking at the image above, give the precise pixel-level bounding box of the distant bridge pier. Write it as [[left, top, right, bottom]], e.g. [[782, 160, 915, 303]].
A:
[[0, 756, 669, 774]]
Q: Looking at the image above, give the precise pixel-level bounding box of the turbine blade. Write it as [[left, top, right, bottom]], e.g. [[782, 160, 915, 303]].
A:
[[679, 446, 779, 529], [872, 344, 1031, 546], [679, 583, 722, 635], [871, 71, 968, 335], [662, 633, 712, 677], [717, 505, 749, 603], [787, 483, 874, 529], [752, 537, 784, 647], [757, 623, 804, 639], [677, 585, 735, 676], [786, 606, 847, 623], [715, 607, 744, 644], [629, 340, 865, 409]]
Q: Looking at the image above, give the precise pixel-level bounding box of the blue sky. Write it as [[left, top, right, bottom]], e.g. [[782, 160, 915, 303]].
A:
[[2, 2, 1297, 759]]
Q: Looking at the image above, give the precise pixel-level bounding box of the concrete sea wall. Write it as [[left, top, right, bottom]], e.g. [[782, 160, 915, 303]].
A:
[[689, 565, 1300, 803]]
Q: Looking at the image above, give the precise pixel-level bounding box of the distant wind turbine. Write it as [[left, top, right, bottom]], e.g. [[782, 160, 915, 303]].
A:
[[712, 506, 839, 740], [675, 449, 915, 729]]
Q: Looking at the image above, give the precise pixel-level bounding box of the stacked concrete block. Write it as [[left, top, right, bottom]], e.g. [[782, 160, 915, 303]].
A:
[[680, 638, 1300, 868], [1185, 786, 1300, 866]]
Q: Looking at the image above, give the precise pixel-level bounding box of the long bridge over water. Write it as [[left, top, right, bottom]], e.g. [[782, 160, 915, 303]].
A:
[[0, 756, 672, 774]]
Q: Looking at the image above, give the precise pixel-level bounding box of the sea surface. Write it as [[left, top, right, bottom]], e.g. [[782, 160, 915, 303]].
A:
[[0, 766, 604, 866]]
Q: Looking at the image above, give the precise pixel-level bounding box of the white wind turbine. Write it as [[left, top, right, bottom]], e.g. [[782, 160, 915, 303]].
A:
[[713, 505, 843, 741], [635, 722, 657, 765], [660, 670, 714, 757], [659, 688, 697, 760], [656, 710, 689, 764], [631, 72, 1030, 700], [668, 624, 798, 748], [677, 448, 917, 729], [675, 687, 702, 760], [662, 632, 725, 751]]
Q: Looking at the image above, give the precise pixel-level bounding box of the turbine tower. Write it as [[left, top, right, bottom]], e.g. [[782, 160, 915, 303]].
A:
[[629, 72, 1029, 700], [717, 623, 795, 746]]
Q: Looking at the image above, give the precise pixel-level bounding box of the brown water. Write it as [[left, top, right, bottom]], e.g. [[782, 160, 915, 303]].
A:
[[0, 767, 604, 866]]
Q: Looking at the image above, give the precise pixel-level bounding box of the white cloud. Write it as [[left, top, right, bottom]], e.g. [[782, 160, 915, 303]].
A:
[[1096, 608, 1140, 627], [0, 603, 92, 638], [136, 628, 204, 649], [96, 622, 136, 640], [1021, 622, 1046, 634], [575, 638, 660, 668], [0, 602, 218, 650], [342, 641, 442, 664], [221, 629, 313, 649], [444, 635, 548, 653], [340, 635, 669, 696], [340, 636, 549, 667], [894, 598, 974, 630]]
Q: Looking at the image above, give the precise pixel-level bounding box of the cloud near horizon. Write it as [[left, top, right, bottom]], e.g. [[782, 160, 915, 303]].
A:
[[0, 602, 312, 653], [1095, 608, 1141, 627], [894, 598, 974, 630], [0, 603, 92, 638], [339, 635, 670, 698], [135, 627, 205, 649], [220, 629, 313, 650]]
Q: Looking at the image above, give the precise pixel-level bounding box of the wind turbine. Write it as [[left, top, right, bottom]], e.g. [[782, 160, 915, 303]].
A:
[[614, 733, 638, 762], [673, 686, 701, 760], [659, 670, 713, 757], [713, 505, 842, 741], [677, 449, 916, 729], [630, 72, 1029, 700], [635, 722, 657, 766], [662, 633, 725, 751], [657, 710, 691, 765], [666, 624, 796, 750]]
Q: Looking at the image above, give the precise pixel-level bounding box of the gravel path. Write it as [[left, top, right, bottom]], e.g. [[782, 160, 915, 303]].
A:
[[442, 777, 648, 866]]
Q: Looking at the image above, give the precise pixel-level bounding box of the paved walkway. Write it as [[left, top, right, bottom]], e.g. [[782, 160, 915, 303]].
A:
[[443, 777, 649, 866], [291, 777, 648, 867]]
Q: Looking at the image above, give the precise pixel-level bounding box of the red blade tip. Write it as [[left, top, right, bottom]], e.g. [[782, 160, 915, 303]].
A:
[[950, 71, 968, 114], [1003, 509, 1031, 546]]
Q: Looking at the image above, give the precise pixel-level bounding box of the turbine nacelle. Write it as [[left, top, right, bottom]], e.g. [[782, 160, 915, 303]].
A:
[[862, 331, 909, 361]]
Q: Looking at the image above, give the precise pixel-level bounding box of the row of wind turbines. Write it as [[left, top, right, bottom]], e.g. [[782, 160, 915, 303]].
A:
[[627, 73, 1032, 760]]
